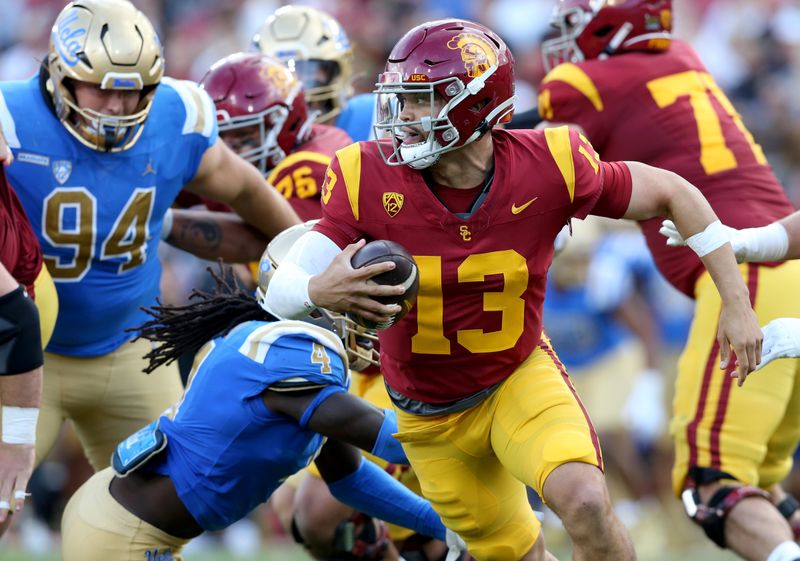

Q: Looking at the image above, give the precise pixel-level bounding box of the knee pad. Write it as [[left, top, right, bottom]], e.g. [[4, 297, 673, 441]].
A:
[[329, 513, 391, 561], [682, 483, 771, 548], [776, 495, 800, 540]]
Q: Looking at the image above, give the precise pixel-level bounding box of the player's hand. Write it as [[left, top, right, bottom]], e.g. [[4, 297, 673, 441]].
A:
[[0, 442, 34, 523], [660, 219, 743, 261], [0, 122, 12, 166], [445, 528, 468, 561], [718, 300, 762, 386], [757, 318, 800, 371], [307, 239, 405, 324]]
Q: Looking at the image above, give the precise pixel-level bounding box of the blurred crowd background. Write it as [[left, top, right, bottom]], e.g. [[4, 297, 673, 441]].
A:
[[3, 0, 800, 559]]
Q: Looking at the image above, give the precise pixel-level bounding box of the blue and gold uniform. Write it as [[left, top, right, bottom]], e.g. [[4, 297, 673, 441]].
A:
[[0, 72, 218, 468]]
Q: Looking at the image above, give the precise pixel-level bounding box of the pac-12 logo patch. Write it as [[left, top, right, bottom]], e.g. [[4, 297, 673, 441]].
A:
[[446, 32, 497, 78], [52, 160, 72, 185], [382, 192, 404, 217]]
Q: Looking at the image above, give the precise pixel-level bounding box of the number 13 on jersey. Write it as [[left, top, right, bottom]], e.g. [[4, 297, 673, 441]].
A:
[[411, 249, 529, 355]]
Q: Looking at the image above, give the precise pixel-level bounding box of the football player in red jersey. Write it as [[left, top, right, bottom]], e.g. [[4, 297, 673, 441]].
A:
[[538, 1, 800, 560], [265, 18, 762, 561], [198, 52, 352, 222]]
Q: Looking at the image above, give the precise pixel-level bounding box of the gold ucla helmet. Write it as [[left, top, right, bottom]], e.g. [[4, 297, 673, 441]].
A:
[[47, 0, 164, 152], [256, 220, 380, 372], [251, 6, 354, 123]]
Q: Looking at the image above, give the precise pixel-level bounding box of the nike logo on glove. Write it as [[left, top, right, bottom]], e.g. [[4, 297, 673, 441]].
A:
[[511, 197, 539, 215]]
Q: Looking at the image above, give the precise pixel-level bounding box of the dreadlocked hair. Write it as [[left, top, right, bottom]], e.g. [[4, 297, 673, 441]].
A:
[[129, 261, 277, 374]]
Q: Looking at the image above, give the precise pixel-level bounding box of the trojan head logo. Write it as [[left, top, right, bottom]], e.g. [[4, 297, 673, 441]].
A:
[[260, 64, 295, 98], [446, 33, 497, 79], [382, 192, 404, 218]]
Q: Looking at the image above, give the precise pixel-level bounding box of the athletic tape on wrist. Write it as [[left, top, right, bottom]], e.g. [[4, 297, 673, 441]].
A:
[[686, 220, 729, 258], [2, 406, 38, 445]]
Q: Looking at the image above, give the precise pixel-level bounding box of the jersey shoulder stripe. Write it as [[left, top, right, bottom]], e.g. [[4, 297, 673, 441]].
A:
[[541, 63, 604, 112], [0, 88, 22, 149], [267, 150, 333, 184], [236, 320, 348, 366], [544, 126, 576, 202], [333, 143, 362, 221], [160, 77, 216, 137]]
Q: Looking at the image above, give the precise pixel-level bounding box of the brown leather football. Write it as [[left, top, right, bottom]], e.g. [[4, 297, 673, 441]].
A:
[[350, 240, 419, 330]]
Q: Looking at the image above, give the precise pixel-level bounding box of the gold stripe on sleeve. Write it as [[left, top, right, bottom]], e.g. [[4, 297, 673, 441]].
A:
[[542, 63, 604, 112], [544, 126, 576, 203], [335, 143, 362, 221]]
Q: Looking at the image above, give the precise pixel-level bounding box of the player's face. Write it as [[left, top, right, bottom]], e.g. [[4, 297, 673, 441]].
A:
[[72, 81, 141, 116], [220, 125, 263, 157], [396, 91, 444, 145]]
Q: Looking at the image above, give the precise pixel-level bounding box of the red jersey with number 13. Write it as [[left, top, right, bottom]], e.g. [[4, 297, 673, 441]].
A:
[[315, 127, 632, 403]]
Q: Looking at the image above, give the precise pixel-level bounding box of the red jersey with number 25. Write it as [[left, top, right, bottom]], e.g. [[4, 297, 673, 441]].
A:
[[314, 127, 633, 403], [538, 40, 794, 297]]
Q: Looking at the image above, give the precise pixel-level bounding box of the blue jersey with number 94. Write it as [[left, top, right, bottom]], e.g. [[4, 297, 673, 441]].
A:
[[0, 73, 218, 356]]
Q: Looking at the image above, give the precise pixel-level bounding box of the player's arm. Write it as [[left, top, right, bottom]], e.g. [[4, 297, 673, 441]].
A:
[[183, 140, 301, 241], [622, 161, 762, 383], [0, 262, 42, 522], [660, 209, 800, 264], [162, 208, 267, 263]]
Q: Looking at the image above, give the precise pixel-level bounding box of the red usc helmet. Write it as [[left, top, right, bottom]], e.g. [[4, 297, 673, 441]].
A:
[[200, 52, 314, 174], [542, 0, 673, 72], [374, 19, 516, 169]]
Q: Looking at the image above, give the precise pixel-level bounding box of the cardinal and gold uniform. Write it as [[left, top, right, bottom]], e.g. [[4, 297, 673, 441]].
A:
[[314, 127, 633, 560], [538, 39, 800, 495]]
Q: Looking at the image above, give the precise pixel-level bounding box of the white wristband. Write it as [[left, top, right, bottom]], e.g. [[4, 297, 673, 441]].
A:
[[739, 222, 789, 262], [2, 406, 38, 445], [685, 220, 729, 258], [161, 208, 174, 241]]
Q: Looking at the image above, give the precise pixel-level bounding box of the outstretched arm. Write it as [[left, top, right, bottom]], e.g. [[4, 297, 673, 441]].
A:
[[184, 140, 301, 240], [162, 208, 268, 263], [622, 161, 762, 384], [660, 209, 800, 264]]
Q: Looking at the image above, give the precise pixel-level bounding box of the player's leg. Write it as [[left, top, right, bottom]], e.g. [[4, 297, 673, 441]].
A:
[[61, 467, 190, 561], [490, 338, 634, 561], [672, 262, 800, 560], [69, 338, 183, 470], [394, 396, 547, 561]]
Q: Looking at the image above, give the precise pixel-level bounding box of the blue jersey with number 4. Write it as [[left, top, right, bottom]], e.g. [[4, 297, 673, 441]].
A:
[[148, 320, 349, 531], [0, 73, 217, 356]]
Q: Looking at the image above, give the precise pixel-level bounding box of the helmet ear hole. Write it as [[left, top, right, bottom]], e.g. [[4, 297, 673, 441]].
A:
[[593, 25, 614, 38]]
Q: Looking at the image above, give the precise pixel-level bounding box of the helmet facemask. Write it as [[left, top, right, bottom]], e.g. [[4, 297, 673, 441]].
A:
[[542, 7, 594, 72], [218, 105, 289, 175], [374, 64, 511, 170]]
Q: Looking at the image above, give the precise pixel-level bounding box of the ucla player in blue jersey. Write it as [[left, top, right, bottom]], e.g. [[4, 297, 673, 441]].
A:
[[60, 240, 466, 560], [252, 5, 377, 142], [0, 0, 300, 502]]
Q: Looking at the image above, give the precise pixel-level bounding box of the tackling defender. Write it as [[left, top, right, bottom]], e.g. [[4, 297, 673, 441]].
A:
[[60, 257, 463, 561], [266, 18, 762, 561], [538, 1, 800, 559]]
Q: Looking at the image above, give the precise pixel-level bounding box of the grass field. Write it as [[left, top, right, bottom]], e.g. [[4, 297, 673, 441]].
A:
[[0, 531, 741, 561]]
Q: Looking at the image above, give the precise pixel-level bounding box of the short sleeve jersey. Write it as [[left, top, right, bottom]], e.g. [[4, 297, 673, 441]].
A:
[[0, 74, 217, 355], [314, 127, 633, 403], [538, 40, 795, 296], [0, 166, 42, 296]]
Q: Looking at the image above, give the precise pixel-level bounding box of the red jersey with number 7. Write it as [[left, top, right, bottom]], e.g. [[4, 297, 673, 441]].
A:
[[538, 39, 794, 297], [314, 127, 633, 403]]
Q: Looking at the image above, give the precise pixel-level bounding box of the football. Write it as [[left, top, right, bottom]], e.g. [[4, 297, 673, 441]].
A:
[[349, 240, 419, 330]]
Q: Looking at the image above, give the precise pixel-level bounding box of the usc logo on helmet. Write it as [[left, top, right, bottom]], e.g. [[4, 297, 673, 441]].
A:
[[259, 64, 296, 98], [446, 33, 497, 79]]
